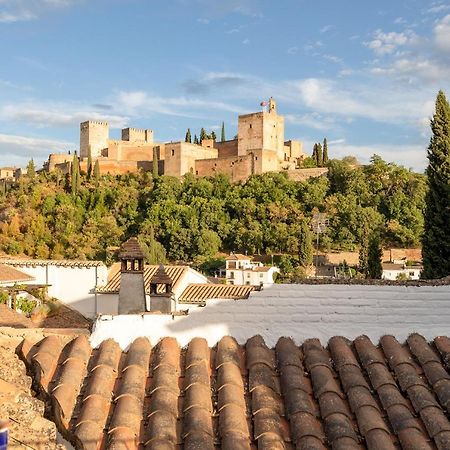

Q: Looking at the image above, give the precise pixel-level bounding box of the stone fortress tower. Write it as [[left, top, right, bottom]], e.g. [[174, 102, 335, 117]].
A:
[[46, 98, 330, 182], [80, 121, 109, 158]]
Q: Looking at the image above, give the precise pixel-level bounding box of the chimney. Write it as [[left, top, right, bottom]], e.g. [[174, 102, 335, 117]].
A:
[[149, 265, 174, 313], [118, 237, 146, 314]]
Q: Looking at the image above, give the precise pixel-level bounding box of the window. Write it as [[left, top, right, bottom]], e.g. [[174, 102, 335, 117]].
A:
[[246, 281, 251, 285], [249, 123, 252, 129], [229, 271, 234, 279], [409, 271, 415, 276], [171, 149, 175, 156], [260, 273, 264, 278], [247, 273, 251, 278]]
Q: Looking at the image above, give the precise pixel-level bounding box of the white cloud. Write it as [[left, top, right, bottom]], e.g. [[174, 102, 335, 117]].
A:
[[365, 29, 417, 55], [287, 46, 298, 55], [0, 0, 76, 23], [0, 133, 75, 168], [434, 14, 450, 52], [320, 25, 333, 33], [0, 102, 129, 128], [427, 3, 450, 14]]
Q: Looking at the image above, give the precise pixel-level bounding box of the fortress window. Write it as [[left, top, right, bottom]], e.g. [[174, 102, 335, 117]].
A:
[[249, 123, 252, 129], [171, 149, 175, 156]]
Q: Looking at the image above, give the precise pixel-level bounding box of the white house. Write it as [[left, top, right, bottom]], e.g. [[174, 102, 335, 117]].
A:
[[382, 262, 422, 280], [225, 253, 280, 286], [0, 258, 108, 318]]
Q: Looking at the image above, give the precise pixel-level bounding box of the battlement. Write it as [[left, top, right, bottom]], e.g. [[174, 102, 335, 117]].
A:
[[122, 127, 153, 143], [80, 120, 109, 127]]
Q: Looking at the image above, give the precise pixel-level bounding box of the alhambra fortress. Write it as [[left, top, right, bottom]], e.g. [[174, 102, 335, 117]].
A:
[[46, 98, 328, 182]]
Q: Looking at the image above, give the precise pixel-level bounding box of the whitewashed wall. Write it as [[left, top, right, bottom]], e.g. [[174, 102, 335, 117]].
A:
[[90, 283, 450, 349], [12, 264, 108, 318]]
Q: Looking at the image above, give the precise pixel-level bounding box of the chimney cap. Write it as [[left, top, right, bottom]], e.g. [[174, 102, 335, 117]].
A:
[[119, 237, 145, 260], [150, 264, 173, 285]]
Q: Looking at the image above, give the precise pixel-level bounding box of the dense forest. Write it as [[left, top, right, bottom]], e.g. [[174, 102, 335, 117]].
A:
[[0, 155, 426, 266]]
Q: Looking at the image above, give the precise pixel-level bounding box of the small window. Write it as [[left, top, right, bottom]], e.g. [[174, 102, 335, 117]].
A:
[[229, 271, 234, 279], [260, 273, 264, 278], [247, 273, 251, 278], [196, 170, 199, 175], [409, 271, 415, 276], [255, 156, 258, 160], [171, 149, 175, 156], [249, 123, 252, 129], [246, 281, 251, 285]]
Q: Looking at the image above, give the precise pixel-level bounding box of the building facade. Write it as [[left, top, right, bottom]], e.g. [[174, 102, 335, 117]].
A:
[[45, 98, 331, 183]]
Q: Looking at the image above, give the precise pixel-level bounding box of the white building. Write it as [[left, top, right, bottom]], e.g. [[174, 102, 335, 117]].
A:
[[0, 258, 107, 318], [382, 262, 422, 280], [225, 253, 280, 286]]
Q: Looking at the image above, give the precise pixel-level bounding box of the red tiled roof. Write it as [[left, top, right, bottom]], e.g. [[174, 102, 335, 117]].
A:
[[20, 333, 450, 449], [226, 253, 252, 261], [96, 265, 189, 294], [178, 283, 254, 304], [0, 264, 34, 283]]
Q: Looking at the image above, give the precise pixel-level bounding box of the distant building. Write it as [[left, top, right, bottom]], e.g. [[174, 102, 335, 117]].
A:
[[382, 262, 422, 280], [225, 253, 280, 286], [44, 98, 330, 183], [0, 167, 21, 182]]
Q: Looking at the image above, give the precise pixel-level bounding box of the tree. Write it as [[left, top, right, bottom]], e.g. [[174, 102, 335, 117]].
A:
[[358, 233, 369, 277], [152, 147, 159, 179], [199, 127, 207, 143], [312, 144, 318, 164], [71, 153, 80, 196], [26, 159, 36, 179], [87, 147, 93, 180], [316, 143, 323, 167], [323, 138, 329, 165], [367, 234, 383, 279], [193, 134, 199, 145], [298, 220, 313, 267], [210, 131, 217, 141], [185, 128, 192, 143], [221, 121, 226, 142], [422, 90, 450, 279], [141, 228, 166, 264], [93, 159, 100, 187]]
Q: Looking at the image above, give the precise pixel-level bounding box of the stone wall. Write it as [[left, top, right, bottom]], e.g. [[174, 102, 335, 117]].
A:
[[287, 167, 329, 181], [47, 154, 72, 172], [121, 127, 153, 143], [195, 154, 253, 182], [215, 139, 239, 158], [80, 121, 108, 158]]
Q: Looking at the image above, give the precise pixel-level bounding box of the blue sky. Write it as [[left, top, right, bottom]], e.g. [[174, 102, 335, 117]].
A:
[[1, 0, 450, 171]]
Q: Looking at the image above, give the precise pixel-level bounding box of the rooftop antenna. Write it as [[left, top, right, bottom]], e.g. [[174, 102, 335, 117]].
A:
[[311, 212, 329, 277]]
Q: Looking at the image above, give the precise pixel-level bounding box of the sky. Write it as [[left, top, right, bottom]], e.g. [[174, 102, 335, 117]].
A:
[[1, 0, 450, 172]]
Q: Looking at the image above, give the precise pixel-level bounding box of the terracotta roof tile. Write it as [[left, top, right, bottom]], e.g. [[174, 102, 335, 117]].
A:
[[0, 264, 34, 283], [179, 283, 254, 304], [22, 333, 450, 449], [119, 237, 146, 260]]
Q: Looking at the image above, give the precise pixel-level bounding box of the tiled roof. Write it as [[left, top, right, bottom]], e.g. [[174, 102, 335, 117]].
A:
[[226, 253, 252, 261], [119, 237, 145, 260], [0, 264, 34, 283], [0, 258, 104, 267], [96, 265, 189, 294], [382, 263, 405, 270], [20, 333, 450, 449], [178, 284, 254, 304]]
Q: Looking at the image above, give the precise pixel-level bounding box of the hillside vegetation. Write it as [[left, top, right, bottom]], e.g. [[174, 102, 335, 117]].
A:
[[0, 155, 426, 264]]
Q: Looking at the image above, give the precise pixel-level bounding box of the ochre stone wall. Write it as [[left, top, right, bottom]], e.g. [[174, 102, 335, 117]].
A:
[[195, 154, 254, 182], [215, 140, 239, 158], [80, 121, 108, 158], [122, 127, 153, 143]]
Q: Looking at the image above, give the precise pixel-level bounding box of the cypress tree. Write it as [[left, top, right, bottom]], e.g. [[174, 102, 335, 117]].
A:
[[367, 234, 383, 279], [93, 159, 100, 187], [210, 130, 217, 141], [298, 220, 313, 267], [323, 138, 329, 165], [194, 134, 199, 145], [358, 233, 369, 277], [26, 159, 36, 178], [185, 128, 192, 143], [422, 90, 450, 279], [152, 147, 159, 179], [221, 122, 226, 142], [200, 127, 207, 143], [312, 144, 318, 165], [87, 146, 93, 180], [71, 153, 79, 195], [317, 143, 323, 167]]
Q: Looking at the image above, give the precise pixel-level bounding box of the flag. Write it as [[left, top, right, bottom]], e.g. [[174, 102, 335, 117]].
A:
[[260, 101, 267, 107]]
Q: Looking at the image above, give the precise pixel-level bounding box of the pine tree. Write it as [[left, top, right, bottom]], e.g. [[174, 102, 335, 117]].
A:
[[221, 122, 226, 142], [367, 234, 383, 279], [152, 147, 159, 179], [323, 138, 329, 165], [93, 159, 100, 187], [87, 146, 93, 180], [422, 91, 450, 279], [71, 153, 80, 195], [317, 143, 323, 167], [194, 134, 199, 145], [185, 128, 192, 143], [199, 127, 207, 143], [298, 220, 313, 267], [26, 159, 36, 178]]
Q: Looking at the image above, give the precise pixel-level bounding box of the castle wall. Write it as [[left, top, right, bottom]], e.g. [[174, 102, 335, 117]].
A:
[[284, 140, 304, 160], [122, 128, 154, 143], [47, 154, 72, 171], [164, 142, 218, 177], [195, 154, 253, 182], [80, 121, 109, 158], [287, 167, 329, 181], [215, 140, 239, 158]]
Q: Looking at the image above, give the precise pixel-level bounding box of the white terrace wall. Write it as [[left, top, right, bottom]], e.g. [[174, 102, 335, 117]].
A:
[[5, 262, 108, 319], [91, 283, 450, 349]]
